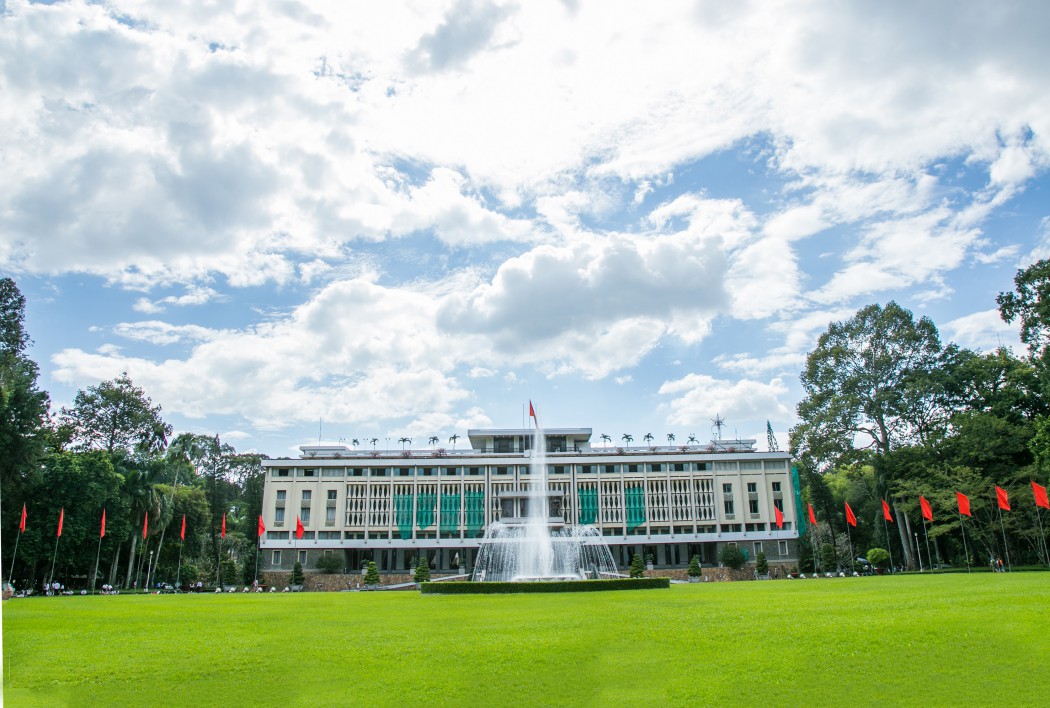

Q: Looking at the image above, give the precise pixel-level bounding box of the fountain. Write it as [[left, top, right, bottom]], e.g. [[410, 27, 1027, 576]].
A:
[[471, 419, 618, 582]]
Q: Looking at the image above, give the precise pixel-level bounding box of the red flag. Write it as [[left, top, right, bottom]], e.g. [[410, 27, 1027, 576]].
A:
[[920, 496, 932, 522], [221, 513, 226, 539], [19, 503, 26, 533], [845, 502, 857, 527], [996, 485, 1010, 511], [142, 512, 149, 539], [956, 492, 971, 517], [882, 499, 894, 522], [100, 508, 106, 538], [528, 400, 536, 420], [1033, 481, 1050, 510], [56, 507, 64, 537], [774, 505, 784, 529], [180, 514, 186, 541], [807, 503, 817, 526], [258, 515, 266, 537], [295, 516, 305, 539]]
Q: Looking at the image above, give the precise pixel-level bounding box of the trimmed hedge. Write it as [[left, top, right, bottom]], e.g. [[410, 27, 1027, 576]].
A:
[[420, 578, 670, 595]]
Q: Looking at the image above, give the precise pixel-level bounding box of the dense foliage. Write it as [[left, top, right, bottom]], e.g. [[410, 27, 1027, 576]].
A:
[[0, 279, 267, 592], [629, 552, 645, 578]]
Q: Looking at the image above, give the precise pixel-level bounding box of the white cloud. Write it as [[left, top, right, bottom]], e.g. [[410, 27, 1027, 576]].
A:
[[658, 373, 792, 427], [942, 308, 1021, 352]]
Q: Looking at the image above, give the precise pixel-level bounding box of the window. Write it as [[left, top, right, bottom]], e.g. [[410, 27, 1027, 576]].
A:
[[747, 482, 757, 493], [298, 550, 307, 565], [371, 468, 388, 477], [275, 508, 285, 523], [322, 469, 342, 477], [272, 550, 282, 565], [580, 465, 595, 474], [274, 469, 289, 477], [773, 498, 784, 512], [276, 490, 286, 502], [327, 489, 337, 501], [302, 491, 312, 502], [301, 508, 311, 524], [778, 540, 789, 556], [724, 499, 735, 516], [722, 483, 732, 494], [326, 506, 336, 524], [749, 499, 759, 515], [267, 531, 289, 540], [772, 482, 782, 493], [753, 542, 763, 558], [443, 467, 458, 476]]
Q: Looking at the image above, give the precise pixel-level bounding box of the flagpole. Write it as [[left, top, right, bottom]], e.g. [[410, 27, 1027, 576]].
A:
[[1036, 508, 1050, 568], [92, 534, 103, 593], [7, 530, 21, 585], [922, 520, 934, 573], [844, 524, 854, 574], [997, 506, 1012, 572], [914, 532, 923, 572], [48, 534, 61, 590], [882, 514, 895, 574], [958, 513, 970, 573], [176, 537, 184, 588]]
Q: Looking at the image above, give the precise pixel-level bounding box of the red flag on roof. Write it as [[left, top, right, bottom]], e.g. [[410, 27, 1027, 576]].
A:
[[996, 485, 1010, 511], [100, 508, 106, 538], [956, 492, 971, 517], [221, 513, 226, 539], [1033, 481, 1050, 510], [807, 503, 817, 526], [56, 507, 64, 537], [295, 516, 305, 539], [845, 502, 857, 527], [882, 499, 894, 522], [258, 515, 266, 537], [774, 505, 784, 529], [180, 514, 186, 541], [19, 503, 26, 533], [142, 512, 149, 539], [920, 496, 932, 522]]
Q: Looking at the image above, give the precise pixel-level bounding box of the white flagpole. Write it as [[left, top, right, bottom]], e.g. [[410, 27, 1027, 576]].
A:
[[959, 513, 970, 573], [7, 529, 21, 585], [998, 506, 1012, 572], [923, 520, 934, 573], [48, 534, 61, 590], [92, 533, 104, 593]]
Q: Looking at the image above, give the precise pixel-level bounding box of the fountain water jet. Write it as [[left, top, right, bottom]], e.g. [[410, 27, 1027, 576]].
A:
[[471, 417, 617, 582]]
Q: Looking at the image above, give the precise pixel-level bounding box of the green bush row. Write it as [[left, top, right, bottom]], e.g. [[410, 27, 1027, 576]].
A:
[[420, 578, 670, 595]]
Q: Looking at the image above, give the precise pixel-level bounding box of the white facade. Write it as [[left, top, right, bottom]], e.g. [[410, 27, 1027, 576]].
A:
[[260, 428, 800, 573]]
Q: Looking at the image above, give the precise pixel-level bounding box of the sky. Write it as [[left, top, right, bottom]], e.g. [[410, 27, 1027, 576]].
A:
[[2, 0, 1049, 459]]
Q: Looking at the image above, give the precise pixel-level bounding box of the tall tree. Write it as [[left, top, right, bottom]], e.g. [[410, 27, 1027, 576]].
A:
[[790, 302, 955, 567], [60, 373, 172, 455]]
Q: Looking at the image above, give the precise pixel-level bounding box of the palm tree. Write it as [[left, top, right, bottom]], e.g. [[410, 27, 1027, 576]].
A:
[[428, 436, 439, 447], [621, 434, 633, 447], [600, 434, 611, 448], [448, 434, 460, 449], [687, 434, 697, 445], [399, 437, 412, 450], [120, 463, 161, 589], [643, 433, 654, 448], [666, 433, 675, 445], [351, 438, 359, 449], [370, 438, 378, 450]]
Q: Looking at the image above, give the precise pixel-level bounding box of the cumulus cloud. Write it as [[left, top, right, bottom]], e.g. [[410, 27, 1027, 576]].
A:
[[658, 374, 792, 427]]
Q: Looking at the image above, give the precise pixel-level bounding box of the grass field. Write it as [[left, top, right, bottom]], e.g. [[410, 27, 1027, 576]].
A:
[[3, 573, 1047, 706]]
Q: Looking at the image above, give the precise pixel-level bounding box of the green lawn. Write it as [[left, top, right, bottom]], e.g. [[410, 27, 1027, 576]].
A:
[[3, 574, 1046, 706]]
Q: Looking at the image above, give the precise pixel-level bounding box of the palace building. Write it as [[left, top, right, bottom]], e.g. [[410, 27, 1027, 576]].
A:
[[260, 427, 801, 575]]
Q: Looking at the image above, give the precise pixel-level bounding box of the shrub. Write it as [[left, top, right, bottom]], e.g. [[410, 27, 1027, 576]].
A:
[[629, 553, 646, 578], [315, 553, 343, 574], [821, 543, 837, 571], [867, 547, 890, 568], [687, 555, 702, 578], [420, 578, 670, 594], [755, 551, 768, 575], [363, 561, 380, 586], [291, 561, 304, 586], [719, 544, 745, 570], [414, 556, 431, 583]]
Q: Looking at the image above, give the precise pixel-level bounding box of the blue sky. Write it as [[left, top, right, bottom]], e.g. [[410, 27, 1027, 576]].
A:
[[3, 0, 1049, 457]]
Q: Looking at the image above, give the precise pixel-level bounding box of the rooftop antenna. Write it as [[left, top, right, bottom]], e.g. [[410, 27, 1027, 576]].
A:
[[711, 415, 726, 441], [766, 421, 780, 452]]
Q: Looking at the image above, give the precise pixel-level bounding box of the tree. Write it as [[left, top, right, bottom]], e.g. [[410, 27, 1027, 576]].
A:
[[292, 561, 304, 587], [428, 436, 439, 447], [666, 433, 675, 445], [316, 553, 343, 574], [719, 544, 745, 570], [754, 551, 768, 575], [687, 555, 702, 578], [363, 561, 379, 587], [643, 433, 655, 447], [399, 437, 411, 450], [621, 434, 633, 446], [629, 552, 645, 578], [867, 547, 890, 568], [687, 434, 697, 445], [60, 373, 172, 456], [448, 434, 459, 449], [414, 555, 431, 583], [790, 302, 956, 568], [997, 259, 1050, 361]]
